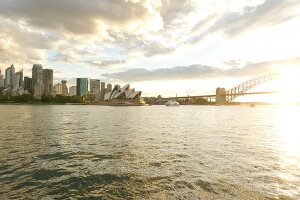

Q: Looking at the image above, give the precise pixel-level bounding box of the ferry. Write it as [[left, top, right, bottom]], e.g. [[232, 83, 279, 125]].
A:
[[166, 100, 180, 106]]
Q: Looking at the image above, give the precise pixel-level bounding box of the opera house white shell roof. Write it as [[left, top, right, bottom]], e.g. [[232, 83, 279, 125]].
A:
[[104, 84, 142, 100]]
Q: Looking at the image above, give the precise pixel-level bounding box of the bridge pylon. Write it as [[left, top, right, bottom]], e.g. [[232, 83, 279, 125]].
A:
[[216, 87, 226, 105]]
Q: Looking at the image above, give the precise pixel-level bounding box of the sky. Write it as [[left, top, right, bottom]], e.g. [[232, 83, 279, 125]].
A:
[[1, 0, 300, 101]]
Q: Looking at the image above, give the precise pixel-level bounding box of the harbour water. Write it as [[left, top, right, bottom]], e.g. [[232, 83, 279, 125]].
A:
[[0, 105, 299, 199]]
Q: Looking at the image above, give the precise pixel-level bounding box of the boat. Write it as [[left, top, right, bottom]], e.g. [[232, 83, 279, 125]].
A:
[[166, 100, 180, 106]]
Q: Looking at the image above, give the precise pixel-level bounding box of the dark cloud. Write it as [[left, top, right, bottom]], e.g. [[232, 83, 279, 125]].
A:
[[102, 57, 300, 82], [0, 0, 148, 35]]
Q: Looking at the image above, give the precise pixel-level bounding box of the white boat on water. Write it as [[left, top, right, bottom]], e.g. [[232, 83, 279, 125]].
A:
[[166, 100, 180, 106]]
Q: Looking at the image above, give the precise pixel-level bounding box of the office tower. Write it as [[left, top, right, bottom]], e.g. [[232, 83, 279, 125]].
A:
[[14, 70, 23, 89], [90, 79, 100, 94], [107, 83, 112, 92], [32, 64, 43, 95], [90, 79, 100, 102], [5, 64, 15, 89], [76, 78, 88, 96], [0, 75, 3, 87], [61, 80, 68, 95], [34, 83, 44, 98], [0, 69, 3, 87], [24, 77, 32, 93], [43, 69, 53, 95], [69, 86, 76, 96], [100, 82, 106, 100], [52, 83, 62, 95]]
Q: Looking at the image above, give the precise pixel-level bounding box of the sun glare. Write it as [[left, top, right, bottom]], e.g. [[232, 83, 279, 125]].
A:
[[270, 66, 300, 104]]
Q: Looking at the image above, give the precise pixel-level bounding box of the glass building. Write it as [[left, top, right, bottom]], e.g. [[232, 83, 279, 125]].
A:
[[76, 78, 88, 96]]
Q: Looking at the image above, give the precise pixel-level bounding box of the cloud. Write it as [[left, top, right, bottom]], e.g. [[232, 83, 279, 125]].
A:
[[190, 0, 300, 43], [0, 0, 300, 72], [224, 60, 252, 68], [102, 64, 221, 81], [0, 0, 148, 35], [88, 60, 126, 68], [102, 57, 300, 82]]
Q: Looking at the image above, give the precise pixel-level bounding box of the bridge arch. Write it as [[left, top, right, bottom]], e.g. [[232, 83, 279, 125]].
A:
[[216, 73, 278, 104]]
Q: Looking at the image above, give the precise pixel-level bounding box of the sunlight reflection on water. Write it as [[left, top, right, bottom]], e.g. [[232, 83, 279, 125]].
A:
[[0, 105, 299, 199]]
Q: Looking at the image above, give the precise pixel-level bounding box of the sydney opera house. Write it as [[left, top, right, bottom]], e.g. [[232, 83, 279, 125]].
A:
[[104, 84, 142, 101]]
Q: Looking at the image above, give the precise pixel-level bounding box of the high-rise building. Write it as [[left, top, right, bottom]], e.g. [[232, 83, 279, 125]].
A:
[[0, 75, 4, 87], [32, 64, 43, 94], [69, 86, 76, 96], [5, 64, 15, 89], [90, 79, 100, 102], [0, 70, 4, 87], [90, 79, 100, 94], [76, 78, 88, 96], [52, 83, 62, 95], [107, 83, 112, 92], [24, 77, 32, 93], [61, 80, 68, 95], [43, 69, 53, 95], [14, 70, 23, 89], [34, 83, 44, 98], [100, 82, 106, 100]]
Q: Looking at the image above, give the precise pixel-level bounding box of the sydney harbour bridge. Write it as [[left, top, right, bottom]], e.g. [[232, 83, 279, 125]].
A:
[[166, 73, 279, 105]]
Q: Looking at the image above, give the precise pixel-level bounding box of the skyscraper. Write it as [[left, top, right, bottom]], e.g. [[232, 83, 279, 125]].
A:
[[43, 69, 53, 95], [32, 64, 43, 95], [14, 70, 23, 89], [100, 82, 106, 100], [0, 75, 4, 87], [107, 83, 112, 92], [90, 79, 100, 94], [90, 79, 100, 102], [76, 78, 88, 96], [5, 64, 15, 90], [61, 80, 68, 95], [0, 70, 4, 87], [24, 77, 32, 93]]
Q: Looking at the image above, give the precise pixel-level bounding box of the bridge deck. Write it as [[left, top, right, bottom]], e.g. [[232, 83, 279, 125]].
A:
[[163, 91, 278, 100]]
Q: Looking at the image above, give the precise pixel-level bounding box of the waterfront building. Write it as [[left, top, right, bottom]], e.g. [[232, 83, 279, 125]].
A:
[[52, 83, 62, 96], [104, 84, 141, 100], [61, 80, 68, 95], [5, 64, 15, 90], [107, 83, 112, 93], [0, 74, 4, 87], [32, 64, 43, 94], [24, 77, 32, 94], [14, 70, 23, 89], [34, 83, 44, 98], [69, 86, 76, 96], [100, 82, 106, 100], [76, 78, 88, 96], [90, 79, 100, 94], [43, 69, 53, 96], [90, 79, 100, 102]]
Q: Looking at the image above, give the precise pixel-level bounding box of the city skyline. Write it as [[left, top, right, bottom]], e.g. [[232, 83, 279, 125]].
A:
[[0, 64, 116, 102], [0, 0, 300, 101]]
